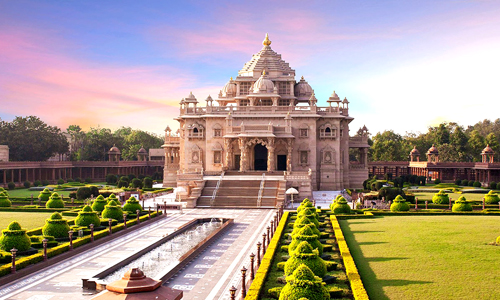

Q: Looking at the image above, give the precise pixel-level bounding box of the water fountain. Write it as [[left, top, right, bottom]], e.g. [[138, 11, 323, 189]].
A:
[[82, 218, 232, 291]]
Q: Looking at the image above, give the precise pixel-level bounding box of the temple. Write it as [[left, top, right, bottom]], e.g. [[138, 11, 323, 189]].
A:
[[162, 34, 370, 207]]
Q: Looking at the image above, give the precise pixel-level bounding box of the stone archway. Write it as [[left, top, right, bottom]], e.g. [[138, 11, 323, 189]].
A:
[[254, 144, 268, 171]]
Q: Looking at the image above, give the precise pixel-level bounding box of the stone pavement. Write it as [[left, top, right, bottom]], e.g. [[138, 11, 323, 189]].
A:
[[0, 208, 275, 300]]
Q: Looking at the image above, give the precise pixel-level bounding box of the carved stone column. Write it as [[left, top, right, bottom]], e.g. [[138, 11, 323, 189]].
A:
[[224, 138, 233, 170], [239, 138, 248, 172], [286, 138, 294, 172], [267, 138, 275, 172]]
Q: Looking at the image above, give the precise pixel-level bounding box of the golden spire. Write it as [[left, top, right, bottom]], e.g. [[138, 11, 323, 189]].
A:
[[263, 33, 271, 46], [262, 69, 266, 76]]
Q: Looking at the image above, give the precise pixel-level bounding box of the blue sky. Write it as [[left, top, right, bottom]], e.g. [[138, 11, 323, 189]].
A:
[[1, 0, 499, 135]]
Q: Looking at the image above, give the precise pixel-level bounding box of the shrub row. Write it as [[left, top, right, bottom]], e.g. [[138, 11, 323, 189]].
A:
[[246, 211, 290, 300], [330, 215, 369, 300], [0, 212, 161, 277]]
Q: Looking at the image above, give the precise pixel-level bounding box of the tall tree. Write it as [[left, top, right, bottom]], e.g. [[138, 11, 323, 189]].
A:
[[468, 130, 485, 162], [485, 133, 500, 161], [0, 116, 69, 161], [371, 130, 406, 161], [450, 125, 469, 161]]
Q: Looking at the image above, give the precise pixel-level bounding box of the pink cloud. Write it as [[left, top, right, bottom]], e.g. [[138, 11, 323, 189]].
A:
[[0, 27, 218, 134]]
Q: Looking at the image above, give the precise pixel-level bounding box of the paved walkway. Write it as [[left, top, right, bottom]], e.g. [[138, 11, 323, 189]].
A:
[[0, 208, 275, 300]]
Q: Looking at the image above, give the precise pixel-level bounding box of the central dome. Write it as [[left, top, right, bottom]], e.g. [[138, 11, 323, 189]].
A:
[[252, 71, 275, 93]]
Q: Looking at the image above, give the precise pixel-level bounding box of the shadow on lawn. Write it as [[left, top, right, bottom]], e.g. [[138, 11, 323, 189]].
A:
[[379, 279, 433, 287], [366, 256, 409, 262], [350, 230, 385, 233], [357, 241, 388, 246]]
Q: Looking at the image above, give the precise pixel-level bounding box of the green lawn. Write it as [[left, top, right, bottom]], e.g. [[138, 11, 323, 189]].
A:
[[340, 216, 500, 300], [6, 189, 73, 198], [412, 192, 489, 202], [0, 212, 75, 230]]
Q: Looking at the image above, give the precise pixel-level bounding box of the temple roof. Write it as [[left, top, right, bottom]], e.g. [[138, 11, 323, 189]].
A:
[[238, 34, 295, 77]]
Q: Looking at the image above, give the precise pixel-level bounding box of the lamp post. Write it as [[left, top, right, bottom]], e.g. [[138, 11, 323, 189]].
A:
[[108, 218, 113, 234], [241, 266, 247, 298], [123, 213, 127, 229], [68, 230, 74, 251], [250, 253, 255, 280], [256, 242, 262, 266], [137, 210, 140, 224], [266, 226, 270, 245], [229, 286, 237, 300], [90, 224, 94, 242], [10, 248, 17, 274], [262, 233, 267, 253], [148, 207, 151, 219], [43, 239, 48, 261]]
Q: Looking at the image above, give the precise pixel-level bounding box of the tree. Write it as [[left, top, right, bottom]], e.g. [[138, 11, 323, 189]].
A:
[[434, 123, 450, 145], [450, 125, 468, 161], [468, 130, 485, 162], [66, 125, 85, 161], [371, 130, 406, 161], [0, 116, 68, 161], [485, 133, 500, 160]]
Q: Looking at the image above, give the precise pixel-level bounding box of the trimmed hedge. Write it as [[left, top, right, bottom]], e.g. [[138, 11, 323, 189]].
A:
[[289, 224, 323, 256], [279, 264, 330, 300], [484, 191, 500, 205], [42, 212, 70, 238], [331, 215, 369, 300], [452, 196, 473, 212], [46, 192, 65, 209], [102, 200, 124, 221], [292, 215, 321, 238], [0, 221, 32, 252], [38, 188, 52, 201], [91, 195, 108, 213], [123, 196, 142, 214], [0, 192, 12, 207], [331, 196, 351, 214], [284, 241, 327, 277], [75, 205, 101, 227], [432, 190, 450, 204], [390, 195, 410, 212], [246, 211, 289, 300]]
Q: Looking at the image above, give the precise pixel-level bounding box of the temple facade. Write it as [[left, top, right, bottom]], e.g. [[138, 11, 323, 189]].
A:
[[162, 34, 369, 205]]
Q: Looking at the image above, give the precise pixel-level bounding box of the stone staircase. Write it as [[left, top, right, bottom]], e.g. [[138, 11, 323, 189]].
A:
[[197, 176, 285, 208]]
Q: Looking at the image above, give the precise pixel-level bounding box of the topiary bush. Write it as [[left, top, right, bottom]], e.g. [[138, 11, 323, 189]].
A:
[[24, 181, 31, 188], [102, 200, 124, 221], [292, 215, 321, 238], [42, 212, 70, 238], [279, 264, 330, 300], [390, 195, 410, 212], [497, 182, 500, 190], [489, 182, 497, 190], [34, 180, 42, 187], [106, 174, 118, 185], [123, 196, 142, 213], [107, 193, 119, 203], [296, 208, 320, 228], [39, 188, 52, 201], [331, 196, 351, 214], [432, 190, 450, 204], [143, 177, 153, 189], [469, 181, 475, 187], [131, 178, 143, 189], [45, 192, 65, 208], [473, 181, 481, 188], [0, 221, 32, 252], [42, 180, 50, 186], [461, 179, 469, 186], [289, 224, 323, 256], [455, 179, 462, 186], [434, 179, 441, 184], [484, 190, 500, 204], [0, 192, 12, 207], [7, 182, 15, 190], [297, 198, 314, 214], [452, 196, 473, 212], [285, 241, 327, 277], [75, 205, 101, 227], [496, 235, 500, 245], [92, 195, 108, 213], [57, 178, 65, 185]]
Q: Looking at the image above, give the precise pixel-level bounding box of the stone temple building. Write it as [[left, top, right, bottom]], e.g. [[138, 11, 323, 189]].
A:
[[162, 34, 369, 208]]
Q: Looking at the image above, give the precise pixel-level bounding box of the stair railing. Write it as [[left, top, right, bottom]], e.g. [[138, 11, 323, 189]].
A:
[[210, 171, 225, 206], [257, 173, 266, 207]]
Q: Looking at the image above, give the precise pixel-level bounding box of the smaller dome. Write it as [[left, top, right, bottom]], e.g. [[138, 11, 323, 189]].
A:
[[481, 144, 495, 155], [137, 146, 147, 154], [294, 76, 313, 98], [165, 125, 171, 132], [410, 146, 420, 155], [184, 91, 198, 103], [426, 144, 439, 155], [342, 97, 349, 104], [205, 95, 213, 102], [109, 144, 120, 153], [252, 71, 274, 94], [327, 90, 340, 103], [221, 78, 236, 97]]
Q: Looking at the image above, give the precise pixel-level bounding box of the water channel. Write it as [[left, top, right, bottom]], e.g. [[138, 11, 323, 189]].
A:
[[101, 219, 223, 283]]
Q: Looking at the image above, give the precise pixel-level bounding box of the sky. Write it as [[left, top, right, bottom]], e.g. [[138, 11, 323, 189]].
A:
[[1, 0, 499, 137]]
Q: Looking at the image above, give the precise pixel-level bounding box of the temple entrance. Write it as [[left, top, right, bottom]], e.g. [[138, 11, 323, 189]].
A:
[[277, 155, 287, 171], [254, 144, 268, 171], [235, 155, 240, 170]]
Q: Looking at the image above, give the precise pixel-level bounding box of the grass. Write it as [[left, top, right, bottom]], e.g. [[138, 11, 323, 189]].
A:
[[6, 189, 73, 198], [340, 215, 500, 300], [411, 192, 489, 202], [0, 211, 75, 230]]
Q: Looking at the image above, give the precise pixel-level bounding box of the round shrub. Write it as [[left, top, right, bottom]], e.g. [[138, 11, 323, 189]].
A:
[[432, 190, 450, 204], [102, 200, 124, 221], [131, 178, 143, 189], [434, 179, 441, 184], [285, 241, 327, 277], [296, 208, 320, 228], [92, 195, 108, 213], [468, 181, 475, 187], [484, 190, 500, 204], [42, 180, 50, 186], [23, 181, 31, 188], [74, 177, 82, 183], [46, 192, 65, 208], [289, 224, 323, 256], [489, 182, 497, 190], [117, 180, 129, 188], [106, 174, 118, 185], [0, 193, 12, 207], [38, 188, 52, 201], [0, 221, 31, 252], [7, 182, 15, 190], [279, 264, 330, 300], [297, 198, 314, 214], [107, 193, 119, 203], [473, 181, 481, 188], [66, 178, 74, 183], [33, 180, 42, 187], [42, 212, 70, 238], [461, 179, 469, 186], [390, 195, 410, 212], [85, 178, 93, 184], [123, 196, 142, 213], [455, 179, 462, 185], [329, 195, 342, 210], [75, 205, 101, 227], [452, 196, 473, 212], [332, 196, 351, 214], [496, 235, 500, 245], [57, 178, 64, 185], [292, 215, 321, 238], [497, 182, 500, 190], [143, 177, 153, 189]]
